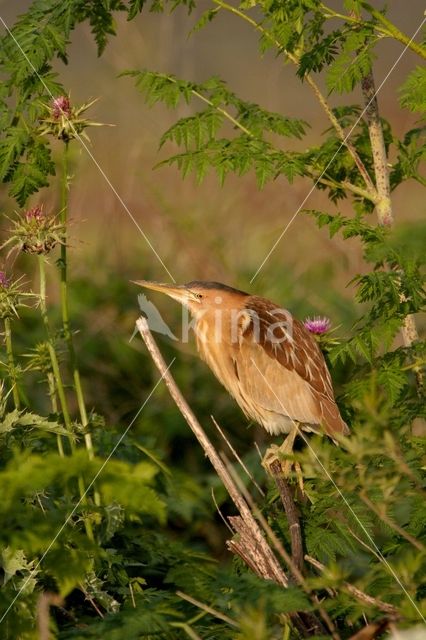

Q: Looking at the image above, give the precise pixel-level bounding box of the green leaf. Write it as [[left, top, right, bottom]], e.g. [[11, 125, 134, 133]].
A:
[[326, 32, 373, 94], [1, 547, 36, 585], [0, 410, 70, 438], [127, 0, 147, 21], [399, 66, 426, 114]]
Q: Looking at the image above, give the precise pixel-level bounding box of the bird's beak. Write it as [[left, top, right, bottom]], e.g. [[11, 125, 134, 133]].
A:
[[132, 280, 200, 305]]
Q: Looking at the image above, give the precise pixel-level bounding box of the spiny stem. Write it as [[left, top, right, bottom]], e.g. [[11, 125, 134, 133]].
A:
[[59, 142, 95, 461], [39, 255, 73, 441], [4, 317, 20, 410], [39, 256, 94, 540], [47, 370, 64, 458]]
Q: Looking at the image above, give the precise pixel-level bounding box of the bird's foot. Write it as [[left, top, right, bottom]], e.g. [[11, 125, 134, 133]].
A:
[[262, 439, 304, 494]]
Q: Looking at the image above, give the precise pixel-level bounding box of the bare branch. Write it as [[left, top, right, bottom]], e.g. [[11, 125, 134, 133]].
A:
[[212, 0, 376, 195], [361, 70, 424, 396], [136, 317, 288, 587], [305, 555, 398, 616], [211, 415, 265, 497], [176, 591, 239, 628], [222, 453, 337, 639], [361, 73, 393, 227], [137, 317, 343, 638], [37, 593, 64, 640], [269, 459, 304, 573], [347, 619, 391, 640]]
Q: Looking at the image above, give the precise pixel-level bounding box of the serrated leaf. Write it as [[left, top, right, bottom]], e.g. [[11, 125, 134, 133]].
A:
[[1, 547, 36, 585], [127, 0, 146, 21], [399, 66, 426, 114]]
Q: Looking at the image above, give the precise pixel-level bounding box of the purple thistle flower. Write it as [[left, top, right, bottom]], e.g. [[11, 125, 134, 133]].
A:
[[25, 205, 45, 222], [0, 271, 10, 288], [52, 96, 71, 119], [304, 316, 331, 335]]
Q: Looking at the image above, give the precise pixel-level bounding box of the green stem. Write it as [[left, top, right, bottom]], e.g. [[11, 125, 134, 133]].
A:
[[211, 0, 376, 196], [39, 255, 94, 540], [47, 370, 64, 458], [321, 3, 426, 60], [60, 142, 95, 461], [366, 6, 426, 60], [4, 317, 20, 410], [39, 255, 73, 442], [165, 75, 253, 137]]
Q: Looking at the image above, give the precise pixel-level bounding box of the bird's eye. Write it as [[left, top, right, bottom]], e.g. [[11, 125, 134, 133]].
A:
[[194, 292, 203, 299]]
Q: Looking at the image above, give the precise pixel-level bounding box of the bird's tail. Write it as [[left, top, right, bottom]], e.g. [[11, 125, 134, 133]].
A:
[[319, 396, 350, 437]]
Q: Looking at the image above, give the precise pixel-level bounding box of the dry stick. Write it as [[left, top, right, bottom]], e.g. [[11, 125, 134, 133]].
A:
[[136, 317, 287, 588], [305, 555, 398, 616], [36, 593, 63, 640], [303, 72, 375, 194], [269, 459, 304, 573], [222, 452, 337, 639], [171, 623, 203, 640], [360, 72, 393, 228], [176, 591, 239, 628], [137, 317, 328, 637], [361, 71, 424, 396], [211, 415, 265, 497], [347, 619, 391, 640], [211, 487, 235, 534]]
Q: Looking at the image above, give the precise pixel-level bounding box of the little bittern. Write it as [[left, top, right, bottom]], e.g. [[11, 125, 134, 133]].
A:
[[134, 281, 349, 443]]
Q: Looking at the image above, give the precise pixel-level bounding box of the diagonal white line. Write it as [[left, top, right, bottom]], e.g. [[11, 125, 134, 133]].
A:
[[0, 14, 176, 283], [0, 356, 176, 624], [250, 16, 426, 283], [249, 356, 425, 621]]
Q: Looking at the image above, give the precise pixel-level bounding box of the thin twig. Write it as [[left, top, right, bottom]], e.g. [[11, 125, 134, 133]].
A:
[[361, 72, 392, 227], [211, 487, 235, 535], [212, 0, 376, 195], [269, 459, 304, 573], [347, 619, 391, 640], [222, 453, 338, 639], [36, 593, 63, 640], [361, 70, 424, 395], [176, 591, 239, 628], [78, 583, 104, 618], [136, 317, 288, 587], [305, 555, 398, 616], [170, 622, 203, 640], [211, 415, 265, 497]]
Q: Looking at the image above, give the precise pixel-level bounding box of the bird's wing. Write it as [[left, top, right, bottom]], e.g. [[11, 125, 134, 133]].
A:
[[234, 296, 348, 436]]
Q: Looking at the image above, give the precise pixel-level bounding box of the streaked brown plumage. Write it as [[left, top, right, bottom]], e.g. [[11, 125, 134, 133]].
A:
[[134, 280, 349, 439]]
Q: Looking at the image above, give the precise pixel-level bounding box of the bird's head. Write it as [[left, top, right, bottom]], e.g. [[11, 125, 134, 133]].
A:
[[133, 280, 249, 317]]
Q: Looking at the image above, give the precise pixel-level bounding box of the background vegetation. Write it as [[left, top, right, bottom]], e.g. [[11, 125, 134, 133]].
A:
[[0, 1, 425, 638]]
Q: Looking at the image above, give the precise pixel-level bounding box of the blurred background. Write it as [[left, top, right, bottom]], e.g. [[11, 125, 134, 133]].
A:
[[0, 0, 424, 491]]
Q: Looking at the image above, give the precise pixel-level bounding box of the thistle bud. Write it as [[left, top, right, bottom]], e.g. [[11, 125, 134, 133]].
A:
[[39, 94, 110, 142], [25, 205, 44, 223], [1, 206, 65, 256], [51, 96, 71, 120], [0, 271, 10, 289], [0, 273, 33, 320]]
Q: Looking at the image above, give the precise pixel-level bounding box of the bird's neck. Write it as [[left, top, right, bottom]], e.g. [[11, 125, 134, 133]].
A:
[[192, 306, 251, 349]]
